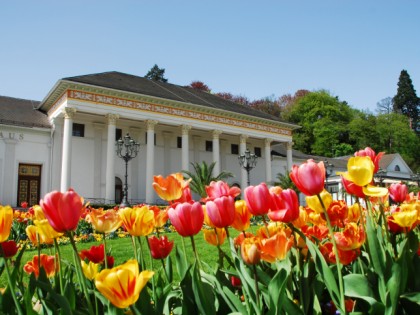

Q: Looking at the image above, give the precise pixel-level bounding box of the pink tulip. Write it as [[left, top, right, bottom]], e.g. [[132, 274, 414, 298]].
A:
[[244, 183, 275, 216], [205, 181, 241, 201], [290, 159, 325, 196], [168, 202, 204, 237], [40, 189, 84, 233], [388, 183, 408, 203], [205, 196, 236, 228], [268, 189, 300, 223]]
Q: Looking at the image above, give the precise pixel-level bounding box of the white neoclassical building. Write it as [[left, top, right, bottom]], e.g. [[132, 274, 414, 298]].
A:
[[0, 71, 300, 207]]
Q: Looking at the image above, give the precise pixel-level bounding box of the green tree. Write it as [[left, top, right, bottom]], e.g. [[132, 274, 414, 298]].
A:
[[286, 90, 354, 156], [273, 173, 298, 194], [182, 161, 234, 198], [393, 70, 419, 133], [145, 64, 168, 82], [348, 110, 381, 152]]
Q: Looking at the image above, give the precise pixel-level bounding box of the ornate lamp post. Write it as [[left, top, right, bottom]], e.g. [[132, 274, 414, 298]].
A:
[[238, 149, 258, 186], [116, 133, 140, 208]]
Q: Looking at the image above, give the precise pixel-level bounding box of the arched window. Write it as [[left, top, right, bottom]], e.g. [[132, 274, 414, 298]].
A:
[[394, 165, 400, 172]]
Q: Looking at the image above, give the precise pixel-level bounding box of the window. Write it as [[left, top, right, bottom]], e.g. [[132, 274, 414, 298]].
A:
[[231, 144, 239, 155], [72, 123, 85, 137], [115, 128, 122, 141], [394, 165, 400, 172], [177, 137, 182, 148], [254, 147, 262, 157], [205, 140, 213, 152]]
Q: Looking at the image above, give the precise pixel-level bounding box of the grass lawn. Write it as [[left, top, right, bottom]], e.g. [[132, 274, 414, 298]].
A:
[[1, 228, 246, 287]]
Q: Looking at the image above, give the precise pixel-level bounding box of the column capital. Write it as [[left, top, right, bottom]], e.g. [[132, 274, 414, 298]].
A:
[[265, 138, 273, 146], [239, 134, 248, 144], [62, 107, 76, 119], [212, 130, 222, 139], [181, 124, 192, 135], [106, 113, 119, 125], [145, 120, 158, 131]]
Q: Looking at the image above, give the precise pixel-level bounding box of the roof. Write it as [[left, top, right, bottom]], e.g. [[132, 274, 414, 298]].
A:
[[61, 71, 293, 125], [0, 96, 50, 129]]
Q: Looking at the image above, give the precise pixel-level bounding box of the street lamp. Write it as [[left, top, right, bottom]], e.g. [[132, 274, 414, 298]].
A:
[[376, 168, 387, 187], [238, 149, 258, 186], [116, 133, 140, 208]]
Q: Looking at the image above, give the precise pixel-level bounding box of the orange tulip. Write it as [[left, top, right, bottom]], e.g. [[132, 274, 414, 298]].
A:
[[260, 231, 294, 263], [203, 228, 226, 246], [86, 208, 122, 234], [334, 223, 366, 251], [23, 254, 58, 278], [151, 206, 168, 228], [231, 200, 252, 232], [347, 203, 362, 223], [95, 259, 154, 309], [326, 200, 348, 226], [320, 242, 359, 265], [241, 237, 261, 265], [0, 205, 13, 242], [119, 206, 154, 237], [152, 174, 183, 201]]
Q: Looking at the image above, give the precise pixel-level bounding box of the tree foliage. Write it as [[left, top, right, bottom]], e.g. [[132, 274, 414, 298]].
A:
[[145, 64, 168, 82], [189, 81, 210, 92]]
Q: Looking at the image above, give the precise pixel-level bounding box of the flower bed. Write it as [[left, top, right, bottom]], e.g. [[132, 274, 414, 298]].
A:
[[0, 147, 419, 314]]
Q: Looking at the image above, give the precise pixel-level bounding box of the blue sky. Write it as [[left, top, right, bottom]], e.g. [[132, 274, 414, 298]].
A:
[[1, 1, 419, 111]]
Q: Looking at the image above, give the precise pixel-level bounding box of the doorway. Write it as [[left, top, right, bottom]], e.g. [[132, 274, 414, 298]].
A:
[[17, 164, 42, 207]]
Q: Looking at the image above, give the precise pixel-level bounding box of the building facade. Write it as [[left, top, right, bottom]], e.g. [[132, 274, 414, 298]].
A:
[[1, 72, 300, 207]]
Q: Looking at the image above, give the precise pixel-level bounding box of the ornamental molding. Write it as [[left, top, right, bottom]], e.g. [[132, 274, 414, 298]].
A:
[[105, 113, 119, 125], [181, 125, 192, 135], [62, 107, 76, 119], [145, 120, 158, 131], [48, 87, 294, 137]]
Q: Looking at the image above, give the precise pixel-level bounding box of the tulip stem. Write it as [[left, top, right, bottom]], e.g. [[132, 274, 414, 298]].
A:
[[130, 305, 141, 315], [131, 236, 139, 264], [252, 264, 260, 309], [0, 254, 23, 315], [180, 236, 188, 265], [53, 239, 64, 295], [190, 236, 202, 269], [137, 236, 146, 270], [145, 236, 157, 305], [317, 194, 346, 315], [161, 259, 170, 282], [69, 232, 95, 315], [102, 233, 108, 269]]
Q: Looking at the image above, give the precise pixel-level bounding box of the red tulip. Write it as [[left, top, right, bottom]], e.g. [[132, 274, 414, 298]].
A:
[[244, 183, 275, 216], [231, 276, 242, 287], [168, 202, 204, 237], [148, 235, 174, 259], [268, 188, 300, 223], [341, 176, 365, 198], [388, 183, 408, 203], [205, 196, 236, 228], [290, 159, 325, 196], [354, 147, 384, 173], [24, 254, 58, 278], [80, 244, 108, 264], [0, 240, 19, 258], [40, 188, 85, 233]]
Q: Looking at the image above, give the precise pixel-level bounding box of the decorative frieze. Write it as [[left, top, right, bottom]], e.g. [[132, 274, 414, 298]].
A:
[[65, 89, 292, 136]]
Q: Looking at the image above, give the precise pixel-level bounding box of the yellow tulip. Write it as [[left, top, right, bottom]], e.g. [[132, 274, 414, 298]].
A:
[[339, 156, 374, 187], [391, 209, 418, 228], [119, 206, 155, 237], [34, 219, 63, 240], [0, 205, 13, 242], [362, 185, 388, 197], [203, 228, 226, 246], [32, 205, 46, 220], [81, 261, 99, 281], [306, 190, 332, 214], [25, 224, 54, 245], [95, 259, 154, 309]]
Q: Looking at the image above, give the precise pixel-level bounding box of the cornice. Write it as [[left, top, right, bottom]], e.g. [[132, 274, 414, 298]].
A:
[[43, 81, 299, 136]]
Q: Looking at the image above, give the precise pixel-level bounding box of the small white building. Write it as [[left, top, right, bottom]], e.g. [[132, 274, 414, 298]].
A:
[[0, 71, 300, 207]]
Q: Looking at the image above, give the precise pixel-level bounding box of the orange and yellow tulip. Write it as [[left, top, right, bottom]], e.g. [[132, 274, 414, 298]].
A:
[[23, 254, 58, 278], [119, 206, 154, 237], [86, 208, 122, 234], [0, 205, 13, 242], [334, 223, 366, 251], [95, 259, 154, 309], [241, 237, 261, 265], [151, 206, 168, 228], [231, 200, 252, 232], [260, 231, 294, 263], [152, 174, 183, 201], [81, 260, 99, 281], [203, 228, 226, 246]]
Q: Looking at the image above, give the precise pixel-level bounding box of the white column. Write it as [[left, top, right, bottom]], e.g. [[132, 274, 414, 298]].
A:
[[50, 118, 63, 191], [220, 139, 227, 172], [3, 138, 18, 205], [145, 120, 158, 204], [286, 141, 293, 171], [212, 130, 222, 176], [162, 131, 172, 175], [105, 114, 119, 203], [265, 138, 272, 184], [60, 107, 76, 192], [93, 123, 104, 199], [129, 127, 141, 202], [239, 134, 248, 189], [181, 125, 191, 171]]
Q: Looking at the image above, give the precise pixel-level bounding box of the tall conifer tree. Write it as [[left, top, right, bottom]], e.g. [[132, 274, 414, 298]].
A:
[[393, 70, 419, 133]]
